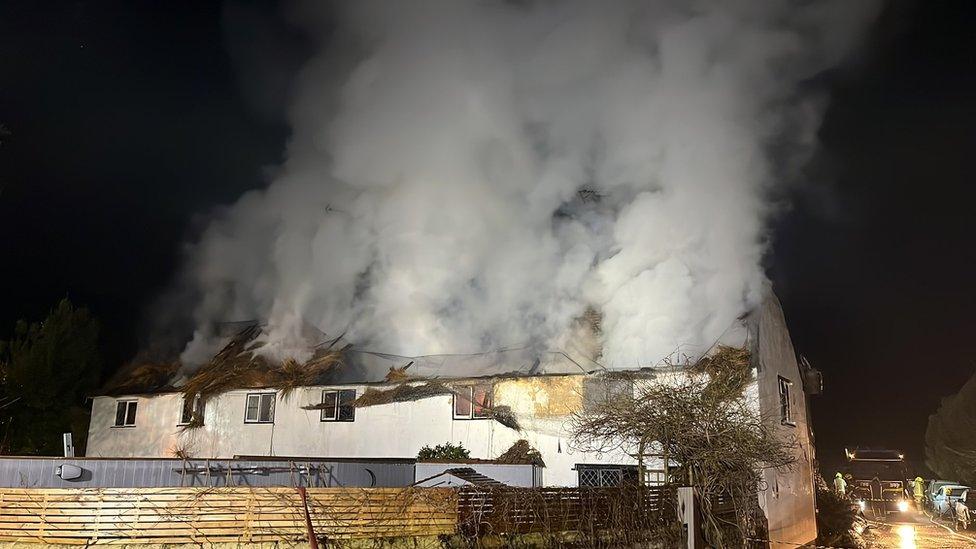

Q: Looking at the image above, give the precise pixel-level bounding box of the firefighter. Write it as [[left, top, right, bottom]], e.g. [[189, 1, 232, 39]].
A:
[[913, 476, 925, 507], [834, 472, 847, 496]]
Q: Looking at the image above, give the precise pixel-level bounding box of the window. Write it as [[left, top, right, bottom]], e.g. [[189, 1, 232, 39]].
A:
[[320, 389, 357, 422], [576, 465, 639, 487], [179, 394, 205, 425], [114, 400, 138, 427], [244, 393, 276, 423], [453, 384, 492, 419], [778, 376, 795, 426]]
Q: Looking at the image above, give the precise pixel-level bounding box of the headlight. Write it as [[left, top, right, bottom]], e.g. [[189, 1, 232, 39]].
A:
[[858, 500, 866, 511], [897, 500, 909, 512]]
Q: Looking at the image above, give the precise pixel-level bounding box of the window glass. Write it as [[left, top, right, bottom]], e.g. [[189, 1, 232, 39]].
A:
[[337, 389, 356, 421], [320, 390, 338, 421], [245, 394, 260, 422], [125, 401, 137, 425], [115, 401, 127, 426], [258, 394, 275, 422], [472, 385, 491, 418], [454, 388, 472, 417]]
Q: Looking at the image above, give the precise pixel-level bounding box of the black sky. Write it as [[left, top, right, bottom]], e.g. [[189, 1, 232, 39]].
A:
[[2, 1, 975, 465]]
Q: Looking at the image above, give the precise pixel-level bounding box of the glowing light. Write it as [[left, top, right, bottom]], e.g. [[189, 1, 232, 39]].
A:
[[858, 500, 866, 511], [896, 500, 910, 512], [896, 524, 916, 549]]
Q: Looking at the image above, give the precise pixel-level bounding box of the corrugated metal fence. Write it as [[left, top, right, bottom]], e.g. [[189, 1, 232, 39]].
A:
[[0, 458, 414, 489]]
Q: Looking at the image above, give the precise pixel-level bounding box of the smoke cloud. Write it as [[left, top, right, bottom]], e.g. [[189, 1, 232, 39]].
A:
[[175, 0, 877, 368]]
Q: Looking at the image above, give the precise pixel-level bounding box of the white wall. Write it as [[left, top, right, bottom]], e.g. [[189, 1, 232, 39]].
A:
[[87, 382, 641, 487], [753, 293, 818, 548]]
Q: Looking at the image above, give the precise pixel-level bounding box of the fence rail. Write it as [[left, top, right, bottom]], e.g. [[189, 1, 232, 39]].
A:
[[458, 485, 678, 543], [0, 487, 456, 545], [0, 485, 679, 545]]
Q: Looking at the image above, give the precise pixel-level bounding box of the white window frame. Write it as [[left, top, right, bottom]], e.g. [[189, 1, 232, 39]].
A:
[[179, 394, 205, 425], [114, 399, 138, 427], [453, 384, 492, 420], [244, 393, 276, 424], [320, 389, 357, 422], [778, 376, 795, 426]]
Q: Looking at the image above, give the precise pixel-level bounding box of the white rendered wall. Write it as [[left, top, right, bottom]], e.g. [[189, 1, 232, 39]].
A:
[[87, 380, 641, 487]]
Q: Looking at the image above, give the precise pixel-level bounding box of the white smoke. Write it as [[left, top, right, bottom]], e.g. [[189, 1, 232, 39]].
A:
[[176, 0, 876, 368]]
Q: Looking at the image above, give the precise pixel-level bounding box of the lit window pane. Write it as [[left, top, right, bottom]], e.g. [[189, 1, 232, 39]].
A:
[[454, 388, 472, 417], [472, 385, 491, 418]]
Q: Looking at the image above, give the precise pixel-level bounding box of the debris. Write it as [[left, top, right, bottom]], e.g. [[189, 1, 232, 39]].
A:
[[352, 382, 453, 408], [496, 439, 545, 466], [490, 405, 522, 431]]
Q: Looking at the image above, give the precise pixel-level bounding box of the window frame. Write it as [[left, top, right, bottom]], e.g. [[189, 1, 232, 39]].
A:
[[179, 393, 205, 426], [778, 375, 795, 427], [452, 384, 493, 420], [113, 399, 138, 428], [244, 392, 276, 424], [320, 389, 357, 422]]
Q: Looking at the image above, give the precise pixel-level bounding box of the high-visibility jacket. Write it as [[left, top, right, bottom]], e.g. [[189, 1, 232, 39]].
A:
[[834, 475, 847, 494]]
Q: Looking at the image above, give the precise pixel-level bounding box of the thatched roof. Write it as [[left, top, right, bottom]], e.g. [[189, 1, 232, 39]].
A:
[[352, 382, 454, 407], [100, 361, 180, 396], [180, 325, 347, 399]]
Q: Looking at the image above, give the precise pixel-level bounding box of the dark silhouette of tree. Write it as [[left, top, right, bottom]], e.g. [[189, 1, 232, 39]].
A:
[[0, 299, 102, 455], [925, 370, 976, 484]]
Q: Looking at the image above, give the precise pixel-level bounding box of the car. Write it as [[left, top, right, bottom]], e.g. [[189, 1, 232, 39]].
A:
[[927, 479, 960, 509], [932, 484, 970, 516]]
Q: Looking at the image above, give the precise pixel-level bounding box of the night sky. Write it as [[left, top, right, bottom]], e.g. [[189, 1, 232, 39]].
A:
[[2, 1, 974, 466]]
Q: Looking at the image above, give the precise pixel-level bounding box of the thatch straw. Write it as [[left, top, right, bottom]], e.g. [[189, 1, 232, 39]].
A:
[[102, 361, 180, 395], [180, 325, 347, 401], [384, 362, 415, 383], [490, 405, 521, 431], [353, 382, 453, 408], [495, 439, 545, 466], [693, 345, 752, 398]]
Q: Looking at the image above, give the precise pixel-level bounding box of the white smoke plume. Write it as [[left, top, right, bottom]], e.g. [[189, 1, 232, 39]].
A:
[[175, 0, 877, 368]]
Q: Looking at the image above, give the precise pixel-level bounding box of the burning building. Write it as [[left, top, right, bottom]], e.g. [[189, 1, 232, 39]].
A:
[[88, 290, 819, 546]]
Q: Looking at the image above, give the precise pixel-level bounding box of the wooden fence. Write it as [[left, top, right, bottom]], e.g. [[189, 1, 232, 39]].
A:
[[0, 487, 457, 545], [458, 485, 679, 544]]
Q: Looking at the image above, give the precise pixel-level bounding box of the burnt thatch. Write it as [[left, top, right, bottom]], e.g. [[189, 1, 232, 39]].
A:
[[101, 361, 180, 396], [384, 362, 416, 383], [693, 345, 752, 398], [490, 405, 521, 431], [180, 326, 347, 400], [495, 439, 545, 466], [352, 382, 453, 408]]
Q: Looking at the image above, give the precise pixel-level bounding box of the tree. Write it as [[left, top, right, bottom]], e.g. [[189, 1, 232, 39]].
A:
[[0, 299, 103, 455], [571, 347, 795, 548], [925, 369, 976, 484]]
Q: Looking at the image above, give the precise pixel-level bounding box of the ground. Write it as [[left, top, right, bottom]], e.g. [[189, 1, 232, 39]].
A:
[[862, 507, 976, 548]]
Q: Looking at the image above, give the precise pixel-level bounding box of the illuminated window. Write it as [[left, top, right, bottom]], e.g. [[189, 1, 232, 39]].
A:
[[453, 384, 492, 419]]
